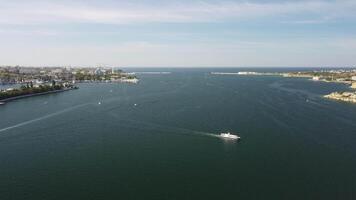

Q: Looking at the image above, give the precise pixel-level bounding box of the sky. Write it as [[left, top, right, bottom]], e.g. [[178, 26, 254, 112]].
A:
[[0, 0, 356, 67]]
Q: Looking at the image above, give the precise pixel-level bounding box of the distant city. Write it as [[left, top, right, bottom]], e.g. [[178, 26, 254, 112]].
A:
[[0, 66, 138, 104], [0, 66, 137, 85]]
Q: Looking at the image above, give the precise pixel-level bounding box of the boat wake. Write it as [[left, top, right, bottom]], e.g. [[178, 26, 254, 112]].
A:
[[0, 103, 91, 133], [108, 113, 219, 139]]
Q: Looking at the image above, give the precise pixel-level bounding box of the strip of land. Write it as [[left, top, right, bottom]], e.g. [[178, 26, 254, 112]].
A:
[[0, 83, 77, 104], [324, 92, 356, 103], [282, 70, 356, 103], [0, 88, 76, 103], [212, 69, 356, 104]]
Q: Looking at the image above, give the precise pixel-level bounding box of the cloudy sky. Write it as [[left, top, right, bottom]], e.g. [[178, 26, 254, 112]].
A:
[[1, 0, 356, 67]]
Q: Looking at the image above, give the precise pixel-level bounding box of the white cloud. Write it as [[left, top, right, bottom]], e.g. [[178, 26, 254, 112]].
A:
[[0, 1, 355, 25], [1, 1, 355, 67], [0, 29, 58, 36]]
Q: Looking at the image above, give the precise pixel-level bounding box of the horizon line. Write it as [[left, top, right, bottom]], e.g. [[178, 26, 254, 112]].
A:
[[1, 65, 356, 68]]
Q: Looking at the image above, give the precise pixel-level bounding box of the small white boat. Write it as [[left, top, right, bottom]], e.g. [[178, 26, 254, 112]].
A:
[[0, 102, 5, 105], [219, 132, 240, 140]]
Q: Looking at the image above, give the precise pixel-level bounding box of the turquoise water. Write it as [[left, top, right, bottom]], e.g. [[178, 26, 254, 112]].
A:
[[1, 68, 356, 199]]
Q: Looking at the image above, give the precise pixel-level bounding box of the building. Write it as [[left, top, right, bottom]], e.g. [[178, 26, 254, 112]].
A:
[[351, 82, 356, 89], [19, 68, 38, 74], [94, 68, 106, 76], [312, 76, 320, 81]]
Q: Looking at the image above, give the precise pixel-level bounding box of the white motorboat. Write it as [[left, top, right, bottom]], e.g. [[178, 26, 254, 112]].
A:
[[219, 132, 240, 140]]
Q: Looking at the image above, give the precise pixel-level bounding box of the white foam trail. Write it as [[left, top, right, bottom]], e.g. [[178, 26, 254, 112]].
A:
[[108, 113, 219, 139], [0, 103, 91, 133]]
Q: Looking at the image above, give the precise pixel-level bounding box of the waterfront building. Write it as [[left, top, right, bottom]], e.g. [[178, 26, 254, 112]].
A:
[[312, 76, 320, 81], [351, 82, 356, 89]]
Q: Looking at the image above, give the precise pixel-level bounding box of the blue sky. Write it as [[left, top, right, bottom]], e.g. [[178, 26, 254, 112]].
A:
[[1, 0, 356, 67]]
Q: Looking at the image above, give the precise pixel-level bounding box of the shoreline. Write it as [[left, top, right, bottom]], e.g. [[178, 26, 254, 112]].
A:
[[324, 92, 356, 104], [1, 78, 139, 85], [0, 88, 76, 104]]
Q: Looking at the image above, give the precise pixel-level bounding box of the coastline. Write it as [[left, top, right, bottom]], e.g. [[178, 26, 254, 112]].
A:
[[211, 70, 356, 104], [0, 78, 139, 105], [324, 92, 356, 104], [0, 88, 76, 104], [70, 78, 139, 84]]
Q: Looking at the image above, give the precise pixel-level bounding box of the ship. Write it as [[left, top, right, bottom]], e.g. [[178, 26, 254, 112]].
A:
[[219, 132, 240, 140]]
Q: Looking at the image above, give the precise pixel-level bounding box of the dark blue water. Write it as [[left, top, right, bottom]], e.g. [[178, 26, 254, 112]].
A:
[[1, 68, 356, 199]]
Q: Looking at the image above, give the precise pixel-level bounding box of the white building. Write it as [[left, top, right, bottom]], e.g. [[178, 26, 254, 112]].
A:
[[312, 76, 320, 81], [351, 82, 356, 89]]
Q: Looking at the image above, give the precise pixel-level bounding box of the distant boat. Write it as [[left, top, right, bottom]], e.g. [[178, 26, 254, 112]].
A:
[[0, 102, 5, 105], [219, 132, 240, 140], [98, 102, 101, 105]]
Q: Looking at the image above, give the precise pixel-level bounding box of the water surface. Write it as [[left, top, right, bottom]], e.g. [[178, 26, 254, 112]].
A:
[[1, 68, 356, 199]]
